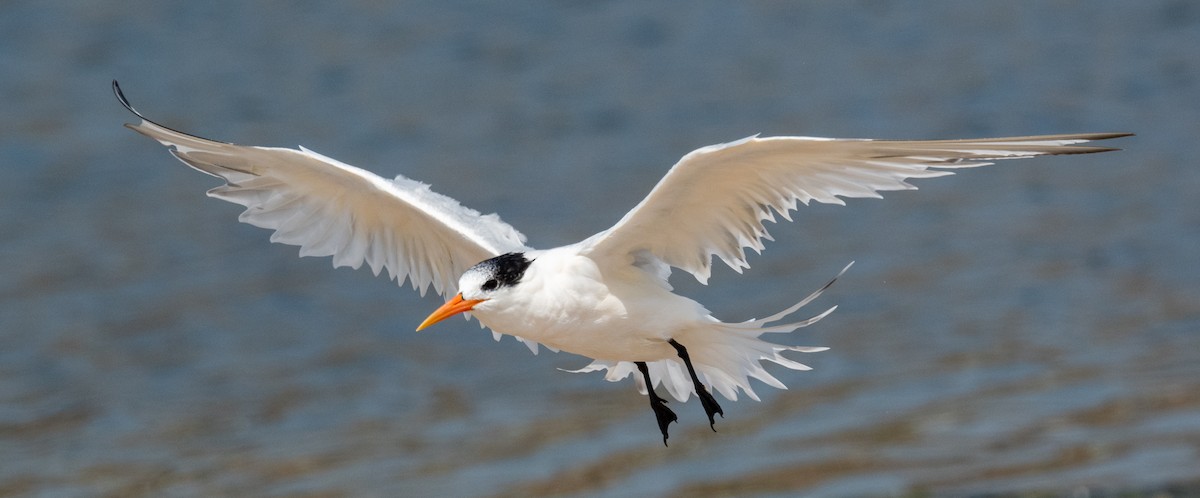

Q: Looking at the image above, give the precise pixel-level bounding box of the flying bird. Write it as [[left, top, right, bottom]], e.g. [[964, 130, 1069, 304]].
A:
[[114, 81, 1128, 445]]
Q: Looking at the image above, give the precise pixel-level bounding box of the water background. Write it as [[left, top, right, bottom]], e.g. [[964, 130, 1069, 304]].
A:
[[2, 1, 1198, 496]]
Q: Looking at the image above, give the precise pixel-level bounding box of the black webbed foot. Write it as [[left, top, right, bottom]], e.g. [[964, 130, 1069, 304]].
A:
[[648, 393, 678, 445], [636, 361, 677, 446], [668, 338, 724, 431], [696, 384, 724, 431]]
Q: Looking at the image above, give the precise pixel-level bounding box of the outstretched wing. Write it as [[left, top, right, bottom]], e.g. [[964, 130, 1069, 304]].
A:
[[583, 132, 1129, 283], [116, 81, 528, 297]]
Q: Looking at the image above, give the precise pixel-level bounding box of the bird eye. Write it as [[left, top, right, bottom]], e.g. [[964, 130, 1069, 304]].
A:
[[481, 279, 498, 291]]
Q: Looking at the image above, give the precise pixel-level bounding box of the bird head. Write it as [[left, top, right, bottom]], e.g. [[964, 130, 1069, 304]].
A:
[[416, 252, 534, 331]]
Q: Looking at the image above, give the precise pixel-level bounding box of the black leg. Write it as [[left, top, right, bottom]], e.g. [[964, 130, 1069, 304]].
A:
[[668, 339, 724, 431], [636, 361, 677, 446]]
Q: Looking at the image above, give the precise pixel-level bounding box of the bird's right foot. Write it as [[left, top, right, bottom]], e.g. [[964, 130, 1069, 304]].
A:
[[636, 360, 678, 445], [649, 395, 678, 446]]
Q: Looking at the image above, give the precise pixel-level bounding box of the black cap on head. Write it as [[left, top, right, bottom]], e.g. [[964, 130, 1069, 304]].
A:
[[472, 252, 533, 291]]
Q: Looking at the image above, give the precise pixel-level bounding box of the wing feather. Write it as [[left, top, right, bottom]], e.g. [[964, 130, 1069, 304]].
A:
[[584, 133, 1129, 283], [116, 81, 527, 296]]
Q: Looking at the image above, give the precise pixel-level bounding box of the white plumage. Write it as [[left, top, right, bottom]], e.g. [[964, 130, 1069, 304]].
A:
[[115, 81, 1127, 443]]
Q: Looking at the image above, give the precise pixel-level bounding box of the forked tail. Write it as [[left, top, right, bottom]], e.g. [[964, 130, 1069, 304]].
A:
[[566, 262, 853, 402]]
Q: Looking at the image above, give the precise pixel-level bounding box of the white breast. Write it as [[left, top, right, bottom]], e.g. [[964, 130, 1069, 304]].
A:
[[471, 246, 704, 361]]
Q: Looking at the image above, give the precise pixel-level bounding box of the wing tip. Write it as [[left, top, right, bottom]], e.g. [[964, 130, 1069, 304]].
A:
[[113, 80, 236, 145], [1084, 132, 1135, 141], [112, 80, 141, 118], [1062, 132, 1134, 151]]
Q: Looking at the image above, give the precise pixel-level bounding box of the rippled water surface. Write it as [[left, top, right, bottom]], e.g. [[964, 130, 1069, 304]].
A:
[[3, 1, 1199, 496]]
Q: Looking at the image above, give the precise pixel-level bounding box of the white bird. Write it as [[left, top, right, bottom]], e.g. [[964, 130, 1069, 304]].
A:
[[114, 81, 1128, 444]]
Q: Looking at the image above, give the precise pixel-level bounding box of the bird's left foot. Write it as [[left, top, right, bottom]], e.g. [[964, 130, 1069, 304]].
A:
[[668, 338, 725, 431], [697, 387, 724, 431]]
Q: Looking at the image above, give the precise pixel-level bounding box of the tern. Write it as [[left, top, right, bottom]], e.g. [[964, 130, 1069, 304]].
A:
[[114, 81, 1128, 444]]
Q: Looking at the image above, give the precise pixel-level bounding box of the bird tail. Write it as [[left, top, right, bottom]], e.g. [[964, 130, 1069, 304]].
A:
[[565, 262, 852, 402]]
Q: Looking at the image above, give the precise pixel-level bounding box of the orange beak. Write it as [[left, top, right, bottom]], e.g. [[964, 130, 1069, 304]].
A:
[[416, 293, 485, 331]]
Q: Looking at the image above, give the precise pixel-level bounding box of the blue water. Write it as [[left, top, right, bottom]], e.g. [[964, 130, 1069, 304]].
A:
[[3, 1, 1199, 496]]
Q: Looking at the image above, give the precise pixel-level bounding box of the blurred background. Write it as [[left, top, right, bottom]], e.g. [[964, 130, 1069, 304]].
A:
[[2, 1, 1198, 496]]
